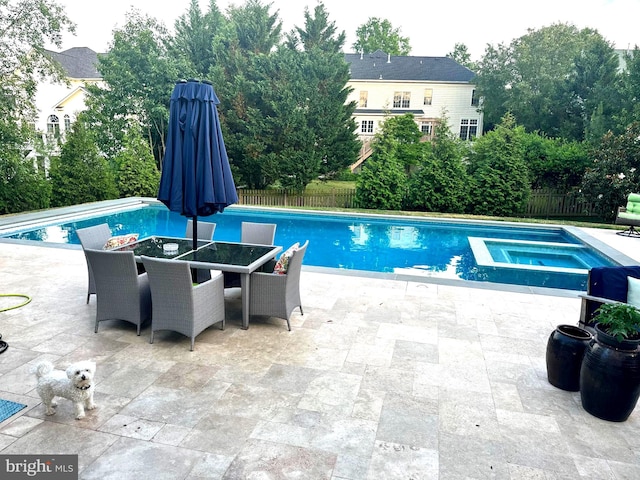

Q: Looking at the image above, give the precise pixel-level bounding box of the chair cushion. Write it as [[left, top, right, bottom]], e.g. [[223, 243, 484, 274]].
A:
[[273, 242, 300, 274], [103, 234, 139, 250], [589, 266, 640, 303], [628, 276, 640, 309]]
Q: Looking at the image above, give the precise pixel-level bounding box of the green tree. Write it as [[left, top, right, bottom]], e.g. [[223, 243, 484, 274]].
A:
[[616, 47, 640, 130], [355, 155, 406, 211], [114, 123, 160, 197], [210, 0, 282, 188], [0, 0, 74, 213], [283, 3, 360, 183], [447, 43, 477, 71], [169, 0, 226, 79], [355, 127, 407, 210], [0, 0, 75, 122], [84, 9, 182, 166], [375, 113, 423, 174], [579, 123, 640, 221], [0, 122, 50, 214], [467, 113, 530, 216], [476, 23, 620, 139], [352, 17, 410, 55], [521, 133, 589, 190], [49, 117, 117, 207], [406, 115, 470, 213]]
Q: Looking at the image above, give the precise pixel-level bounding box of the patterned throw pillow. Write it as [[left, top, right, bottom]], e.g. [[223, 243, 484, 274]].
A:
[[273, 242, 300, 275], [103, 233, 139, 250]]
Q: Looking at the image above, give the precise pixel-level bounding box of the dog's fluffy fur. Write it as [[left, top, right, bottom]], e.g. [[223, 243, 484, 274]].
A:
[[32, 360, 97, 419]]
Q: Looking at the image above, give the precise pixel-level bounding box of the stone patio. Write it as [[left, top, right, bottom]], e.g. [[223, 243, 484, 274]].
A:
[[0, 227, 639, 479]]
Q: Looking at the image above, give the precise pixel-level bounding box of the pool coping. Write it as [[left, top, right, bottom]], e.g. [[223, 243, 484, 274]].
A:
[[1, 197, 635, 298]]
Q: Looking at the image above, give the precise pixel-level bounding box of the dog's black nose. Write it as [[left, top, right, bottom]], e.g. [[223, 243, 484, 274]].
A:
[[81, 374, 86, 380]]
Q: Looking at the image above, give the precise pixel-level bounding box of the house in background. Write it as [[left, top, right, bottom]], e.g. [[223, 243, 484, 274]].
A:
[[34, 47, 103, 148], [345, 50, 482, 170], [34, 47, 483, 171]]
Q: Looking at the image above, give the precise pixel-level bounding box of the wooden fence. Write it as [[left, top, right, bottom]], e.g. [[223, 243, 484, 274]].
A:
[[524, 189, 596, 218], [237, 188, 597, 218], [237, 189, 356, 209]]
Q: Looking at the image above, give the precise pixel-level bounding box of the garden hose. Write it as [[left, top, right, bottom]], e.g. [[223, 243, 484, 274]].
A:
[[0, 294, 33, 354]]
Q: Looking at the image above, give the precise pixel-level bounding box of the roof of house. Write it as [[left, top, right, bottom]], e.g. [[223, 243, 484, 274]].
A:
[[45, 47, 102, 79], [345, 50, 475, 83]]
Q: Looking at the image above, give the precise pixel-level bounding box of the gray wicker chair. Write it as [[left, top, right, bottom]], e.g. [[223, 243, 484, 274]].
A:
[[186, 219, 216, 283], [76, 223, 112, 303], [84, 248, 152, 335], [224, 222, 277, 288], [185, 219, 216, 241], [241, 222, 276, 245], [249, 240, 308, 331], [142, 256, 225, 351]]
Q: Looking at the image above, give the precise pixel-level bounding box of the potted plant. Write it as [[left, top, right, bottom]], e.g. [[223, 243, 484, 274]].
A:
[[580, 302, 640, 422]]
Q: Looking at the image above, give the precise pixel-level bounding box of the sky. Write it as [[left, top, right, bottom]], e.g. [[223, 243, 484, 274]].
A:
[[54, 0, 640, 59]]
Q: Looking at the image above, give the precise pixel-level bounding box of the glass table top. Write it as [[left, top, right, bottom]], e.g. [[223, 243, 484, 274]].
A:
[[179, 242, 277, 267], [121, 236, 209, 258]]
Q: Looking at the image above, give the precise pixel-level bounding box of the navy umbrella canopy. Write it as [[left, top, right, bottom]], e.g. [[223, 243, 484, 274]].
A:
[[158, 79, 238, 249]]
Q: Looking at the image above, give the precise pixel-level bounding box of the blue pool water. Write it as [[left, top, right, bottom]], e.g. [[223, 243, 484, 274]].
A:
[[1, 203, 617, 291]]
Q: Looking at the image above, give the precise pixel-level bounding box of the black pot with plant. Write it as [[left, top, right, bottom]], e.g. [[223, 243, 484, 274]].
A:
[[580, 303, 640, 422]]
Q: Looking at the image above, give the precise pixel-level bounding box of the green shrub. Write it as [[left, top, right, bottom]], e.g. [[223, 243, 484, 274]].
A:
[[467, 114, 531, 216]]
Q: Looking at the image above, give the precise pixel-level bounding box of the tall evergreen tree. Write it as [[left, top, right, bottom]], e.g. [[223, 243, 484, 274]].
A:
[[114, 123, 160, 197], [210, 0, 283, 188], [169, 0, 226, 79], [406, 114, 470, 213], [467, 113, 530, 216], [49, 117, 117, 207]]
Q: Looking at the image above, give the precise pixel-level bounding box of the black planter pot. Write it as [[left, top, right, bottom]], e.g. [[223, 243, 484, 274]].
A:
[[546, 325, 592, 391], [580, 324, 640, 422]]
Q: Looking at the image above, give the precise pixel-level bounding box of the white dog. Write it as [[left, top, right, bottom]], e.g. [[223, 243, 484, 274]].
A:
[[32, 360, 97, 419]]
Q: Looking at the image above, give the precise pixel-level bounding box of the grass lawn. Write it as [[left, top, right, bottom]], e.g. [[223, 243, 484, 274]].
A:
[[306, 180, 355, 191]]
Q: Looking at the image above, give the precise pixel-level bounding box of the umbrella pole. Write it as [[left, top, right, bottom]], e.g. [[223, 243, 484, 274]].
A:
[[192, 216, 198, 283], [192, 216, 198, 251]]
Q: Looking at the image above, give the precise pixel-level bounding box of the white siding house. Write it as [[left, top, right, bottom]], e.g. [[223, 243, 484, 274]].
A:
[[345, 50, 483, 169], [34, 47, 103, 148]]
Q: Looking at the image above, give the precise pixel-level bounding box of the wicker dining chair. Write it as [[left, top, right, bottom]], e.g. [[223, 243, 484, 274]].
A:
[[142, 255, 225, 351], [249, 240, 308, 331], [240, 222, 276, 245], [224, 222, 277, 288], [76, 223, 112, 303], [84, 248, 152, 335], [185, 219, 216, 241]]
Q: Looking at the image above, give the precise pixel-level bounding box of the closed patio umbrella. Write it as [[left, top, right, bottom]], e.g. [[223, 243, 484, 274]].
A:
[[158, 79, 238, 251]]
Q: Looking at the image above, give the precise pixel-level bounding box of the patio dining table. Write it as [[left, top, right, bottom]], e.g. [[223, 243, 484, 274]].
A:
[[117, 236, 282, 329]]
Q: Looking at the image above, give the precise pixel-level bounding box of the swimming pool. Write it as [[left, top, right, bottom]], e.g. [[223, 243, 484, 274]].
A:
[[0, 200, 622, 291]]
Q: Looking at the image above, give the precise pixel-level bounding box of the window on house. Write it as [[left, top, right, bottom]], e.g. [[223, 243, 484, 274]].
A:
[[64, 114, 71, 131], [47, 115, 60, 139], [420, 122, 433, 135], [393, 91, 411, 108], [471, 89, 479, 107], [361, 120, 374, 134], [423, 89, 433, 106], [359, 91, 368, 108], [459, 119, 478, 140]]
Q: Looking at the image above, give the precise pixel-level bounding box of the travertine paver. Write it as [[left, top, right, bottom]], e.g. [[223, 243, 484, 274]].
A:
[[0, 231, 639, 479]]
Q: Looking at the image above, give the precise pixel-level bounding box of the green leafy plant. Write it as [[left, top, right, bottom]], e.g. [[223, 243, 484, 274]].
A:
[[595, 303, 640, 341]]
